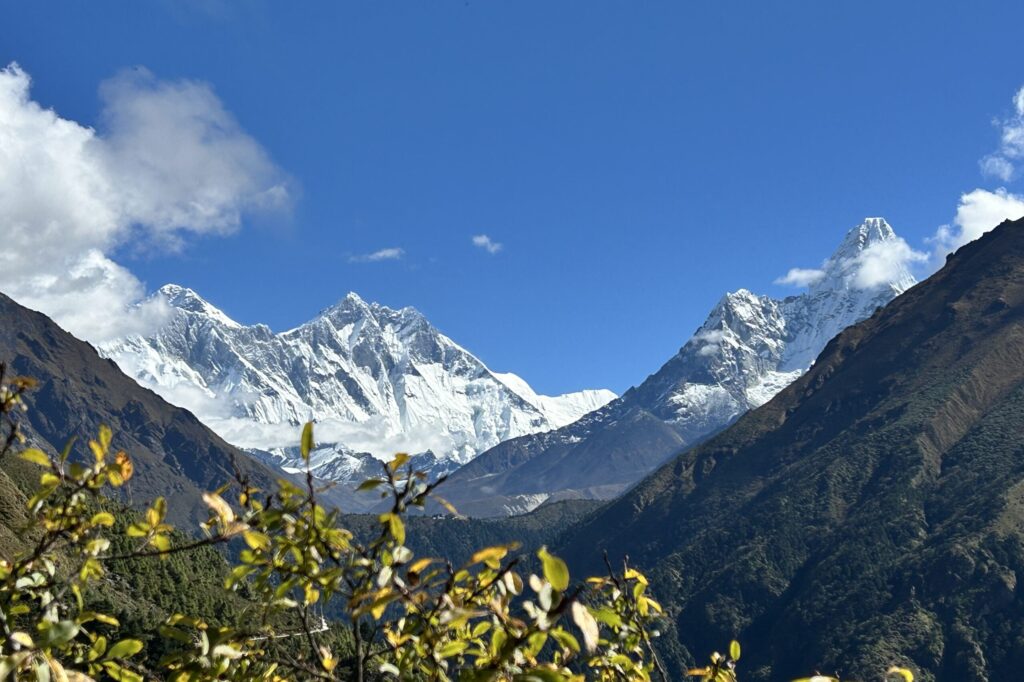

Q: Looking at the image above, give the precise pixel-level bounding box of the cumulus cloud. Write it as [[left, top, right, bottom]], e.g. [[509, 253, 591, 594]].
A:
[[471, 234, 502, 254], [0, 63, 289, 342], [931, 188, 1024, 258], [980, 85, 1024, 181], [774, 267, 826, 287], [851, 237, 927, 289], [348, 247, 404, 263]]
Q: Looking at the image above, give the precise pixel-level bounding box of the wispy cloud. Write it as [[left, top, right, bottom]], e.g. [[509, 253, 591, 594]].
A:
[[0, 63, 290, 343], [774, 267, 825, 287], [979, 85, 1024, 182], [349, 247, 404, 263], [472, 234, 503, 254]]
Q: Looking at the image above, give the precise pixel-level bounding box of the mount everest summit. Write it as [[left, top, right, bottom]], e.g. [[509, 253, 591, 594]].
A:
[[99, 289, 616, 482], [440, 218, 919, 515]]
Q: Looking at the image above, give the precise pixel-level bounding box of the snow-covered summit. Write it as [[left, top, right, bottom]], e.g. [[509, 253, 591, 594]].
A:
[[442, 218, 921, 515], [156, 284, 243, 328], [99, 289, 616, 479], [656, 217, 917, 423]]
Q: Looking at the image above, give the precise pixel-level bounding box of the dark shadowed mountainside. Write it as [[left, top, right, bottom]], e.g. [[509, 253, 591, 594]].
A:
[[558, 218, 1024, 682], [0, 292, 282, 526]]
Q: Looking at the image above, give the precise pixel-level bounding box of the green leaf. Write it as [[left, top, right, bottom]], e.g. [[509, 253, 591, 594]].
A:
[[436, 640, 468, 658], [58, 437, 76, 463], [379, 512, 405, 545], [356, 478, 384, 491], [242, 530, 271, 551], [537, 546, 569, 591], [41, 620, 79, 647], [300, 421, 315, 462], [104, 638, 144, 661], [102, 661, 144, 682]]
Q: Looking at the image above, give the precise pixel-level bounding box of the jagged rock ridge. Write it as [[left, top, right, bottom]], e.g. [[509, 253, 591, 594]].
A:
[[442, 218, 917, 515], [99, 289, 615, 483]]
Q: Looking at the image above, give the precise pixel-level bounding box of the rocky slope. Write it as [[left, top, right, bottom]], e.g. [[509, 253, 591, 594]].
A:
[[557, 217, 1024, 682], [441, 218, 916, 515], [0, 292, 282, 526]]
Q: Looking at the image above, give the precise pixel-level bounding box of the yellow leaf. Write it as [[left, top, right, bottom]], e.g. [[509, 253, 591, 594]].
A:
[[18, 448, 50, 467], [114, 452, 133, 483], [624, 567, 648, 585], [407, 558, 436, 575], [887, 667, 914, 682], [470, 546, 508, 569], [11, 631, 34, 648], [387, 452, 410, 472], [90, 512, 115, 527], [243, 530, 271, 551], [98, 425, 112, 452], [730, 640, 741, 661]]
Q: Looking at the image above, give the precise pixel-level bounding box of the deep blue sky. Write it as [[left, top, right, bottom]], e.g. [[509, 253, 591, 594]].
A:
[[3, 2, 1023, 394]]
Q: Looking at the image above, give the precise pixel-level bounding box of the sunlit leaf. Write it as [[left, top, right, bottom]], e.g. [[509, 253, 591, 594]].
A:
[[18, 448, 50, 467], [537, 546, 569, 591], [104, 639, 143, 660], [887, 667, 914, 682], [300, 421, 315, 462]]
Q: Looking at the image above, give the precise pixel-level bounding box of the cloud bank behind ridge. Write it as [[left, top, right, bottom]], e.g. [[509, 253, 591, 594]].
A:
[[0, 63, 290, 343]]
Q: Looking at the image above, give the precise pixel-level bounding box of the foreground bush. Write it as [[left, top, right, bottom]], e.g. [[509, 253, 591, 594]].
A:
[[0, 367, 916, 681], [0, 367, 687, 681]]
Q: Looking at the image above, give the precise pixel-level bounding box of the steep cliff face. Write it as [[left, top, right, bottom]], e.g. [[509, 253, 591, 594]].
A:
[[442, 218, 916, 515], [558, 218, 1024, 682]]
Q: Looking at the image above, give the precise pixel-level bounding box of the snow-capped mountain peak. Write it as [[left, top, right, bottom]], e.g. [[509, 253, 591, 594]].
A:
[[439, 218, 922, 516], [156, 284, 242, 328], [99, 287, 616, 482], [810, 217, 916, 297]]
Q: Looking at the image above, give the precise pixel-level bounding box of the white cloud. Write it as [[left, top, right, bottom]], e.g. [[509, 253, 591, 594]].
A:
[[0, 63, 289, 342], [348, 247, 404, 263], [850, 237, 926, 289], [198, 414, 458, 461], [471, 234, 502, 254], [692, 328, 725, 356], [774, 267, 825, 287], [979, 85, 1024, 181], [932, 188, 1024, 258]]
